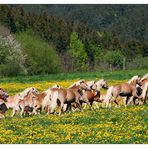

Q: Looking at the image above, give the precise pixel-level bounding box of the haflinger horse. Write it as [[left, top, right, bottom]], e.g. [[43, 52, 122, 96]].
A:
[[32, 85, 60, 115], [4, 87, 38, 117], [44, 80, 88, 115], [18, 91, 38, 117], [81, 79, 108, 110], [0, 88, 9, 118], [139, 73, 148, 103], [103, 75, 142, 108]]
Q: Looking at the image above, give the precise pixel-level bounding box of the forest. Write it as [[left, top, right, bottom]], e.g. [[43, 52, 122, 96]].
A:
[[0, 4, 147, 76]]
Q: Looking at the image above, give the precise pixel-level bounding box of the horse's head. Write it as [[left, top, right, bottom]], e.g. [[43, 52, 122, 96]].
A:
[[96, 79, 108, 90], [0, 88, 9, 102], [79, 80, 88, 89], [87, 81, 97, 90], [29, 91, 38, 107], [31, 87, 38, 95], [138, 73, 148, 86], [128, 75, 141, 86]]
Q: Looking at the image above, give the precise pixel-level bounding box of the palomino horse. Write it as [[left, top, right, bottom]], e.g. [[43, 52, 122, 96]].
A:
[[32, 85, 60, 115], [18, 91, 37, 117], [139, 74, 148, 103], [82, 79, 108, 110], [5, 87, 38, 117], [103, 75, 142, 107], [45, 80, 88, 115]]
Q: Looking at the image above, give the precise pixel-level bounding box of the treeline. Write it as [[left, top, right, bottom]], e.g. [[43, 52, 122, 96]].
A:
[[0, 5, 147, 76]]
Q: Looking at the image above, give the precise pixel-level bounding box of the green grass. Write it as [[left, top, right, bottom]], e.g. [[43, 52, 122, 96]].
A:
[[0, 105, 147, 144], [0, 69, 147, 83]]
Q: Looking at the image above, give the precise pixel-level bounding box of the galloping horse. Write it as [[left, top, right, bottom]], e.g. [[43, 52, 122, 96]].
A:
[[45, 80, 88, 115], [18, 91, 38, 117], [103, 75, 142, 107], [32, 85, 60, 115], [82, 79, 108, 110], [5, 87, 38, 117]]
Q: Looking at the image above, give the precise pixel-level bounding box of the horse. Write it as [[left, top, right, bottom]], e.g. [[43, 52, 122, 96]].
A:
[[32, 85, 60, 115], [139, 74, 148, 103], [103, 75, 142, 107], [18, 91, 37, 117], [45, 80, 88, 115], [82, 79, 109, 110], [5, 87, 38, 117]]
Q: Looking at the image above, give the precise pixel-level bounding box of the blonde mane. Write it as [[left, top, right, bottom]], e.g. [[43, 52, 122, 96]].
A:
[[87, 81, 95, 87], [68, 80, 84, 88], [141, 73, 148, 81], [96, 79, 106, 90], [127, 75, 139, 84]]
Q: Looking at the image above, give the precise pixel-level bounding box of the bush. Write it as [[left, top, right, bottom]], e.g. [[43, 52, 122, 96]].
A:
[[0, 34, 27, 76], [15, 30, 60, 75], [104, 50, 124, 70], [127, 56, 148, 69]]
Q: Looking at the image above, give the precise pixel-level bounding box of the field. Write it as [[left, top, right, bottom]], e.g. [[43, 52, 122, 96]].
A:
[[0, 70, 148, 144]]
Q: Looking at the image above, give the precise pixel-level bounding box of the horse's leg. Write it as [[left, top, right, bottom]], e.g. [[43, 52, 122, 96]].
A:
[[81, 97, 93, 111], [11, 108, 17, 117], [125, 96, 130, 106], [75, 98, 84, 112], [93, 101, 99, 109], [59, 102, 64, 116], [83, 103, 87, 110], [20, 108, 24, 118], [114, 100, 119, 107]]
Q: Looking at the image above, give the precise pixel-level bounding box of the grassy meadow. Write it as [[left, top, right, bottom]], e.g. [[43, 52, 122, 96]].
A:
[[0, 70, 147, 144]]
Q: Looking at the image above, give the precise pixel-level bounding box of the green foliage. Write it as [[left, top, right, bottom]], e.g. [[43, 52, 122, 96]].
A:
[[15, 30, 60, 75], [67, 32, 88, 71], [128, 56, 148, 70], [104, 50, 124, 69]]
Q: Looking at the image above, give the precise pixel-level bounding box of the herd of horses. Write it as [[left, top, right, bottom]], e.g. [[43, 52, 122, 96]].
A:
[[0, 73, 148, 118]]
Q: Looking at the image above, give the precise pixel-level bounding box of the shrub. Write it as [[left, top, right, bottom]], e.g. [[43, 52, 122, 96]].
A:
[[15, 30, 60, 75], [0, 34, 27, 76]]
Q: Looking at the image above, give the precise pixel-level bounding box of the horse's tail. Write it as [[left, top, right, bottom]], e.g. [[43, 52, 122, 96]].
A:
[[42, 90, 52, 112], [103, 86, 113, 103], [49, 91, 59, 113]]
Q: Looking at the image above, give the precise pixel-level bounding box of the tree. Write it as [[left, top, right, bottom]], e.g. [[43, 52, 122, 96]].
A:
[[104, 50, 124, 70], [0, 34, 27, 76], [67, 32, 88, 71]]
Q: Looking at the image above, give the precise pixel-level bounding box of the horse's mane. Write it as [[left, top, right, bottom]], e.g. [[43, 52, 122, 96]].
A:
[[141, 73, 148, 81], [68, 80, 84, 88], [87, 81, 95, 87], [96, 79, 105, 85], [19, 87, 36, 97], [127, 75, 139, 84]]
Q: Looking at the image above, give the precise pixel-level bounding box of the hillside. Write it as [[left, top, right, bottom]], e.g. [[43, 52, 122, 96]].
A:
[[0, 5, 148, 76]]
